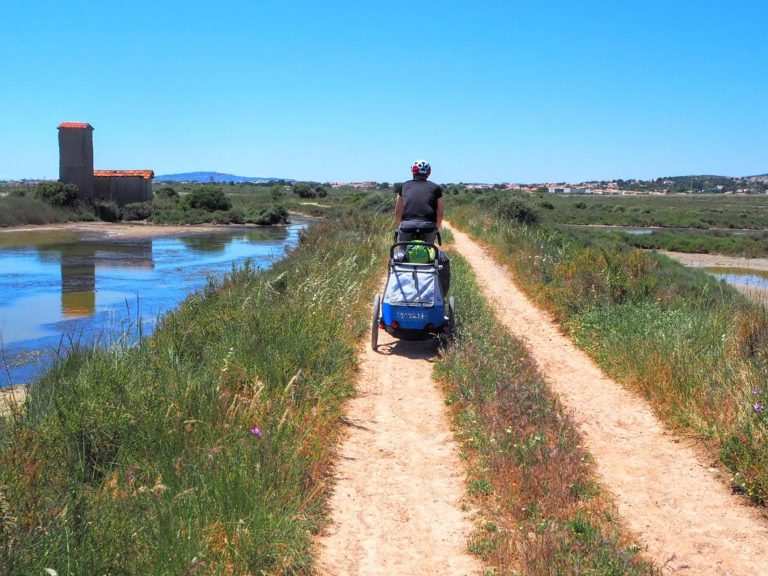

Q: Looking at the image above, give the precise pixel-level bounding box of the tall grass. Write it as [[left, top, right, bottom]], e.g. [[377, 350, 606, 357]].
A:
[[0, 197, 87, 227], [435, 253, 657, 575], [0, 214, 387, 574], [451, 205, 768, 505]]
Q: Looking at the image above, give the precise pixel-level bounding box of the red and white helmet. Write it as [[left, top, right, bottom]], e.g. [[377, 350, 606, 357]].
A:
[[411, 159, 431, 176]]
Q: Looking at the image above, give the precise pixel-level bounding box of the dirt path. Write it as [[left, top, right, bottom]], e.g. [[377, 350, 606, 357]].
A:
[[316, 331, 481, 575], [447, 223, 768, 575]]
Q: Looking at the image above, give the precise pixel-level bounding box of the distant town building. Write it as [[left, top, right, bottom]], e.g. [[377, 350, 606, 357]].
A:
[[58, 122, 153, 205]]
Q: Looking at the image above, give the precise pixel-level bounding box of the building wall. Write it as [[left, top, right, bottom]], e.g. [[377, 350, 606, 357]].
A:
[[94, 176, 152, 205], [58, 127, 95, 200]]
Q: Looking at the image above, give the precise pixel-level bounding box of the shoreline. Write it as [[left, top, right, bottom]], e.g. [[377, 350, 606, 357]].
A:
[[659, 250, 768, 272], [0, 220, 304, 240]]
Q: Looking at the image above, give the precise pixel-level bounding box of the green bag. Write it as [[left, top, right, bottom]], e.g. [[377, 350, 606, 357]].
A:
[[405, 240, 436, 264]]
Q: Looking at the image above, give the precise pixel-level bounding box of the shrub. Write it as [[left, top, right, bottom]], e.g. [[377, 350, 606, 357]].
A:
[[270, 185, 286, 201], [121, 201, 152, 221], [248, 206, 289, 225], [210, 209, 245, 225], [155, 186, 179, 200], [499, 199, 539, 225], [539, 200, 555, 210], [34, 182, 79, 207], [292, 183, 316, 198], [94, 201, 121, 222], [186, 188, 231, 211]]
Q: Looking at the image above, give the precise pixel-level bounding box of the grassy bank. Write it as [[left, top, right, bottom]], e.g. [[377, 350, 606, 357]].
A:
[[435, 252, 657, 574], [451, 204, 768, 505], [0, 214, 386, 574]]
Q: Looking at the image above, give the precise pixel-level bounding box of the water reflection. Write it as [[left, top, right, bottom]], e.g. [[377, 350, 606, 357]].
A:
[[36, 240, 153, 317], [0, 224, 304, 386]]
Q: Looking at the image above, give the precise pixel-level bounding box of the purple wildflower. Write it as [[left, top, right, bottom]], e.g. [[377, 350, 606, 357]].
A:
[[753, 402, 764, 415], [753, 388, 762, 396], [249, 426, 262, 438]]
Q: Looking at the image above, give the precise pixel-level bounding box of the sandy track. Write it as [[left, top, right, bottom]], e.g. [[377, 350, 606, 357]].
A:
[[448, 223, 768, 575], [316, 330, 480, 575]]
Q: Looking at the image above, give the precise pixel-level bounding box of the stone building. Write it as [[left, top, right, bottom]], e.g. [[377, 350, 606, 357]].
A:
[[58, 122, 153, 205]]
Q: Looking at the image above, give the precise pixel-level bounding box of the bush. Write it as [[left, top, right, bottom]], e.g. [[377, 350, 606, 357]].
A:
[[94, 201, 121, 222], [34, 182, 79, 207], [210, 209, 245, 225], [539, 200, 555, 210], [155, 186, 179, 200], [121, 201, 153, 221], [499, 199, 539, 225], [293, 183, 316, 198], [248, 206, 289, 225], [186, 188, 231, 211]]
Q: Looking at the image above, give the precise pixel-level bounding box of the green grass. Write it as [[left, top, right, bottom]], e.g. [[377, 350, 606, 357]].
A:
[[448, 189, 768, 256], [560, 227, 768, 258], [450, 204, 768, 505], [435, 253, 657, 575], [529, 192, 768, 229], [0, 214, 388, 574]]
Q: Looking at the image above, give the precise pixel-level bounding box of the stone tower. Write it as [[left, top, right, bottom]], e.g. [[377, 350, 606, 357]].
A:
[[58, 122, 94, 200]]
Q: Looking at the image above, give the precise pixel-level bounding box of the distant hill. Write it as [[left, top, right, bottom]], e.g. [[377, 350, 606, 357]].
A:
[[155, 171, 292, 184]]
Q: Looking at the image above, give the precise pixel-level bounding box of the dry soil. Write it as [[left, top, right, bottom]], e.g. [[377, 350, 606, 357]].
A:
[[316, 329, 481, 576]]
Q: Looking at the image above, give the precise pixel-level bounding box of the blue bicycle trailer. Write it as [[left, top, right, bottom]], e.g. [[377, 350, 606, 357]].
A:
[[371, 240, 454, 350]]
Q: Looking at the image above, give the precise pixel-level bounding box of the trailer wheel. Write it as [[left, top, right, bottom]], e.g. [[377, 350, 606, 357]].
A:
[[371, 294, 381, 350]]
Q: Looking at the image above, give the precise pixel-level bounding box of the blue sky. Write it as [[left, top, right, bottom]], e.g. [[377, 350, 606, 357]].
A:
[[1, 1, 766, 183]]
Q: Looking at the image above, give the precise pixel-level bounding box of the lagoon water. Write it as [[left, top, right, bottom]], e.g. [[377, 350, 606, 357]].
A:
[[0, 223, 306, 387], [706, 267, 768, 291]]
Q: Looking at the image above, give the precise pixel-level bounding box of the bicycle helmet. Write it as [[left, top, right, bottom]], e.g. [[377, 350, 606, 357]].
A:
[[411, 159, 431, 177]]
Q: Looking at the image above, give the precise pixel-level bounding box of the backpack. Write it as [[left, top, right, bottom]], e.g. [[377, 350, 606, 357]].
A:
[[405, 240, 436, 264]]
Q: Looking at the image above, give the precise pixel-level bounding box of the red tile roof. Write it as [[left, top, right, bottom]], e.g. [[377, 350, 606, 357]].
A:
[[58, 122, 93, 129], [94, 170, 154, 180]]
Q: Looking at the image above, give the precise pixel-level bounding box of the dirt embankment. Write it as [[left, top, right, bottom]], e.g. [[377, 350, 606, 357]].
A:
[[448, 222, 768, 576], [316, 330, 481, 575]]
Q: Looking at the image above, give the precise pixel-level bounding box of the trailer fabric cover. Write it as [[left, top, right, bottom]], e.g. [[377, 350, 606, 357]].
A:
[[384, 264, 442, 307]]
